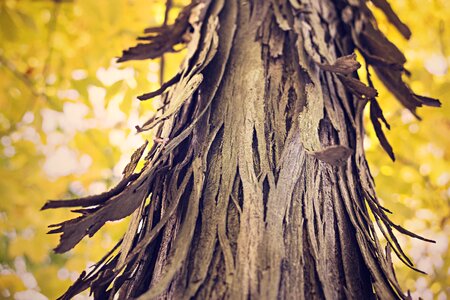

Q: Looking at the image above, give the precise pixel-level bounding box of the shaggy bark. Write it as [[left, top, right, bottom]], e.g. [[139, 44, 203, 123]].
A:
[[43, 0, 439, 299]]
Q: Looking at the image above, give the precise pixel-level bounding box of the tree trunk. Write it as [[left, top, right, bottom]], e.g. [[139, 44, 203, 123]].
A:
[[43, 0, 439, 299]]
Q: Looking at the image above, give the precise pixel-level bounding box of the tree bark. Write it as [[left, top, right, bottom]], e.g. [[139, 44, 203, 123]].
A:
[[43, 0, 440, 299]]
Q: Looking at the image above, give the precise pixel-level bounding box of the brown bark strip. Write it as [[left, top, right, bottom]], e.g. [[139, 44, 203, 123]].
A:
[[371, 0, 411, 39], [117, 1, 204, 62], [370, 98, 395, 161], [317, 52, 361, 75], [41, 173, 139, 210], [137, 73, 181, 101]]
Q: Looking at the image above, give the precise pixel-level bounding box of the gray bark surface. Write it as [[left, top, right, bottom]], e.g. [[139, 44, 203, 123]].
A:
[[43, 1, 439, 299]]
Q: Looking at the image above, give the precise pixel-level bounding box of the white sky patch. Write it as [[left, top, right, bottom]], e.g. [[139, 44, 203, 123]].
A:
[[127, 101, 142, 128], [96, 60, 136, 88], [123, 131, 144, 150], [57, 89, 80, 101], [22, 126, 40, 144], [4, 146, 15, 157], [16, 62, 151, 199], [437, 172, 449, 186], [80, 154, 93, 170], [408, 123, 419, 133], [363, 135, 372, 150], [109, 129, 126, 147], [401, 109, 415, 124], [72, 69, 88, 81], [43, 146, 91, 178], [424, 54, 448, 76], [434, 234, 449, 256], [97, 67, 123, 86], [57, 268, 70, 280], [70, 271, 79, 282], [101, 234, 112, 249], [41, 102, 90, 137], [147, 73, 158, 83], [43, 146, 78, 178], [9, 257, 46, 300], [100, 168, 113, 179], [88, 85, 106, 119], [112, 153, 130, 178], [21, 272, 38, 289], [137, 219, 144, 234], [1, 136, 12, 146], [424, 143, 444, 159], [10, 132, 21, 143], [88, 181, 107, 195], [14, 257, 26, 274], [45, 131, 67, 147], [149, 61, 160, 72], [61, 102, 90, 133], [14, 290, 48, 300], [22, 112, 34, 124], [419, 164, 431, 176], [104, 95, 127, 128], [69, 181, 86, 196], [46, 74, 57, 85], [437, 292, 447, 300], [127, 77, 137, 89], [110, 129, 146, 177], [41, 108, 61, 133], [22, 228, 34, 240]]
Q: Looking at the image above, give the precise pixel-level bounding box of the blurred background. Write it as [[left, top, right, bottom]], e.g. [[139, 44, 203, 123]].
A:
[[0, 0, 448, 299]]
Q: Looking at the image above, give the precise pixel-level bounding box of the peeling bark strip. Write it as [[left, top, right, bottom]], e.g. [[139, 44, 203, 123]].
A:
[[44, 0, 439, 299]]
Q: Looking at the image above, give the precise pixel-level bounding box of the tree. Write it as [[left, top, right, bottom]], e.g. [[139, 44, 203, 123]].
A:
[[42, 0, 440, 299]]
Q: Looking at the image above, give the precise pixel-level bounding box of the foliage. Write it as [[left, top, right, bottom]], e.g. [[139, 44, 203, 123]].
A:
[[363, 1, 450, 298], [0, 0, 448, 299]]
